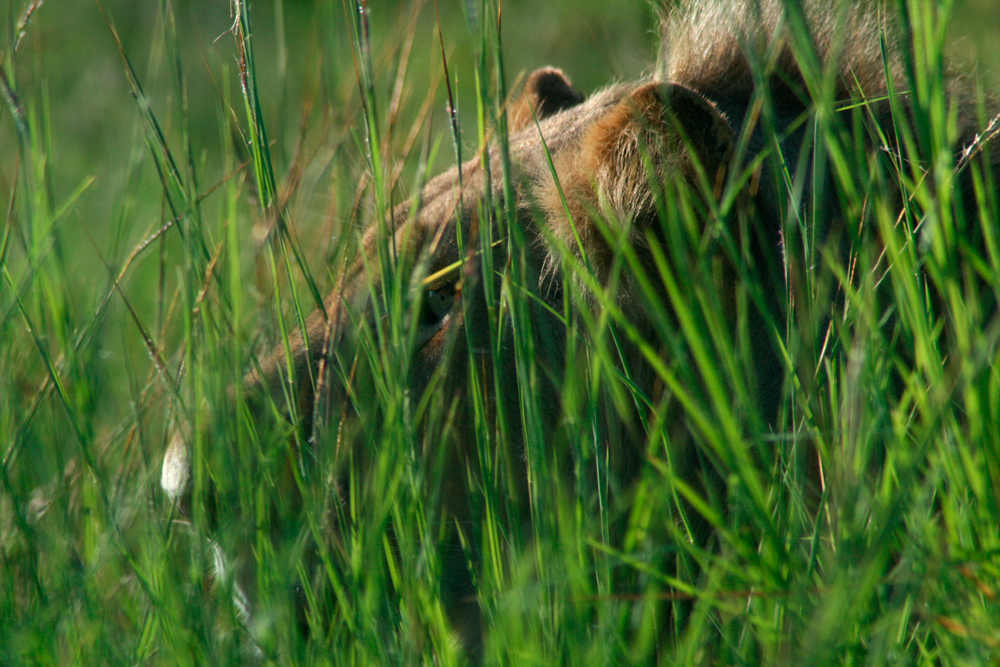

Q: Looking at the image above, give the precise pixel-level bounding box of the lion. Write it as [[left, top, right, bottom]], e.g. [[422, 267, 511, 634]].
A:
[[162, 0, 1000, 658]]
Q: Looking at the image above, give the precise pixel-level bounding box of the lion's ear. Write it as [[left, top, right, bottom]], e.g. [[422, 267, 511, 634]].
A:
[[654, 83, 735, 174], [559, 82, 734, 229], [509, 67, 586, 132], [538, 81, 736, 272], [587, 82, 733, 194]]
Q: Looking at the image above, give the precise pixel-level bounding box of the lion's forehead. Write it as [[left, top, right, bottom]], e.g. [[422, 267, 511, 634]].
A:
[[385, 83, 637, 235], [507, 82, 633, 159]]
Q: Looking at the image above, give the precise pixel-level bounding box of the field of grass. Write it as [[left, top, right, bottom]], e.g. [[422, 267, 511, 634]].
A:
[[5, 0, 1000, 665]]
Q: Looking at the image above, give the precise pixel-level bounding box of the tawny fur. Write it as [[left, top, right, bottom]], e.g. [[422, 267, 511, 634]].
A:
[[658, 0, 901, 100]]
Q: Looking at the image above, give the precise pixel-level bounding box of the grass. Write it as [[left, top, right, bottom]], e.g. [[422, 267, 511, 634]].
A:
[[4, 0, 1000, 665]]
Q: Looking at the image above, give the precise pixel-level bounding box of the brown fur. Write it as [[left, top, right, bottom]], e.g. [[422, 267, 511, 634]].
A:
[[163, 0, 1000, 655]]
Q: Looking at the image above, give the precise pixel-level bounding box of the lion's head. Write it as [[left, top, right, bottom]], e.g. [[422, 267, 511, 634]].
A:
[[160, 1, 1000, 657], [160, 62, 765, 649]]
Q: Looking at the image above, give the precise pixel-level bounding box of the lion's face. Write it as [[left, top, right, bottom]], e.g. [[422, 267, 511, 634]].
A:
[[281, 71, 641, 513], [162, 63, 746, 528], [286, 68, 739, 501], [161, 66, 746, 650]]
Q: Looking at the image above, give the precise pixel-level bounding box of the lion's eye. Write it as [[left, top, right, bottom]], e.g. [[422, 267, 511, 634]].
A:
[[421, 287, 455, 328]]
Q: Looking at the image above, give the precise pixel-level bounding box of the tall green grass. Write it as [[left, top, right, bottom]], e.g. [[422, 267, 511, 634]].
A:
[[3, 0, 1000, 665]]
